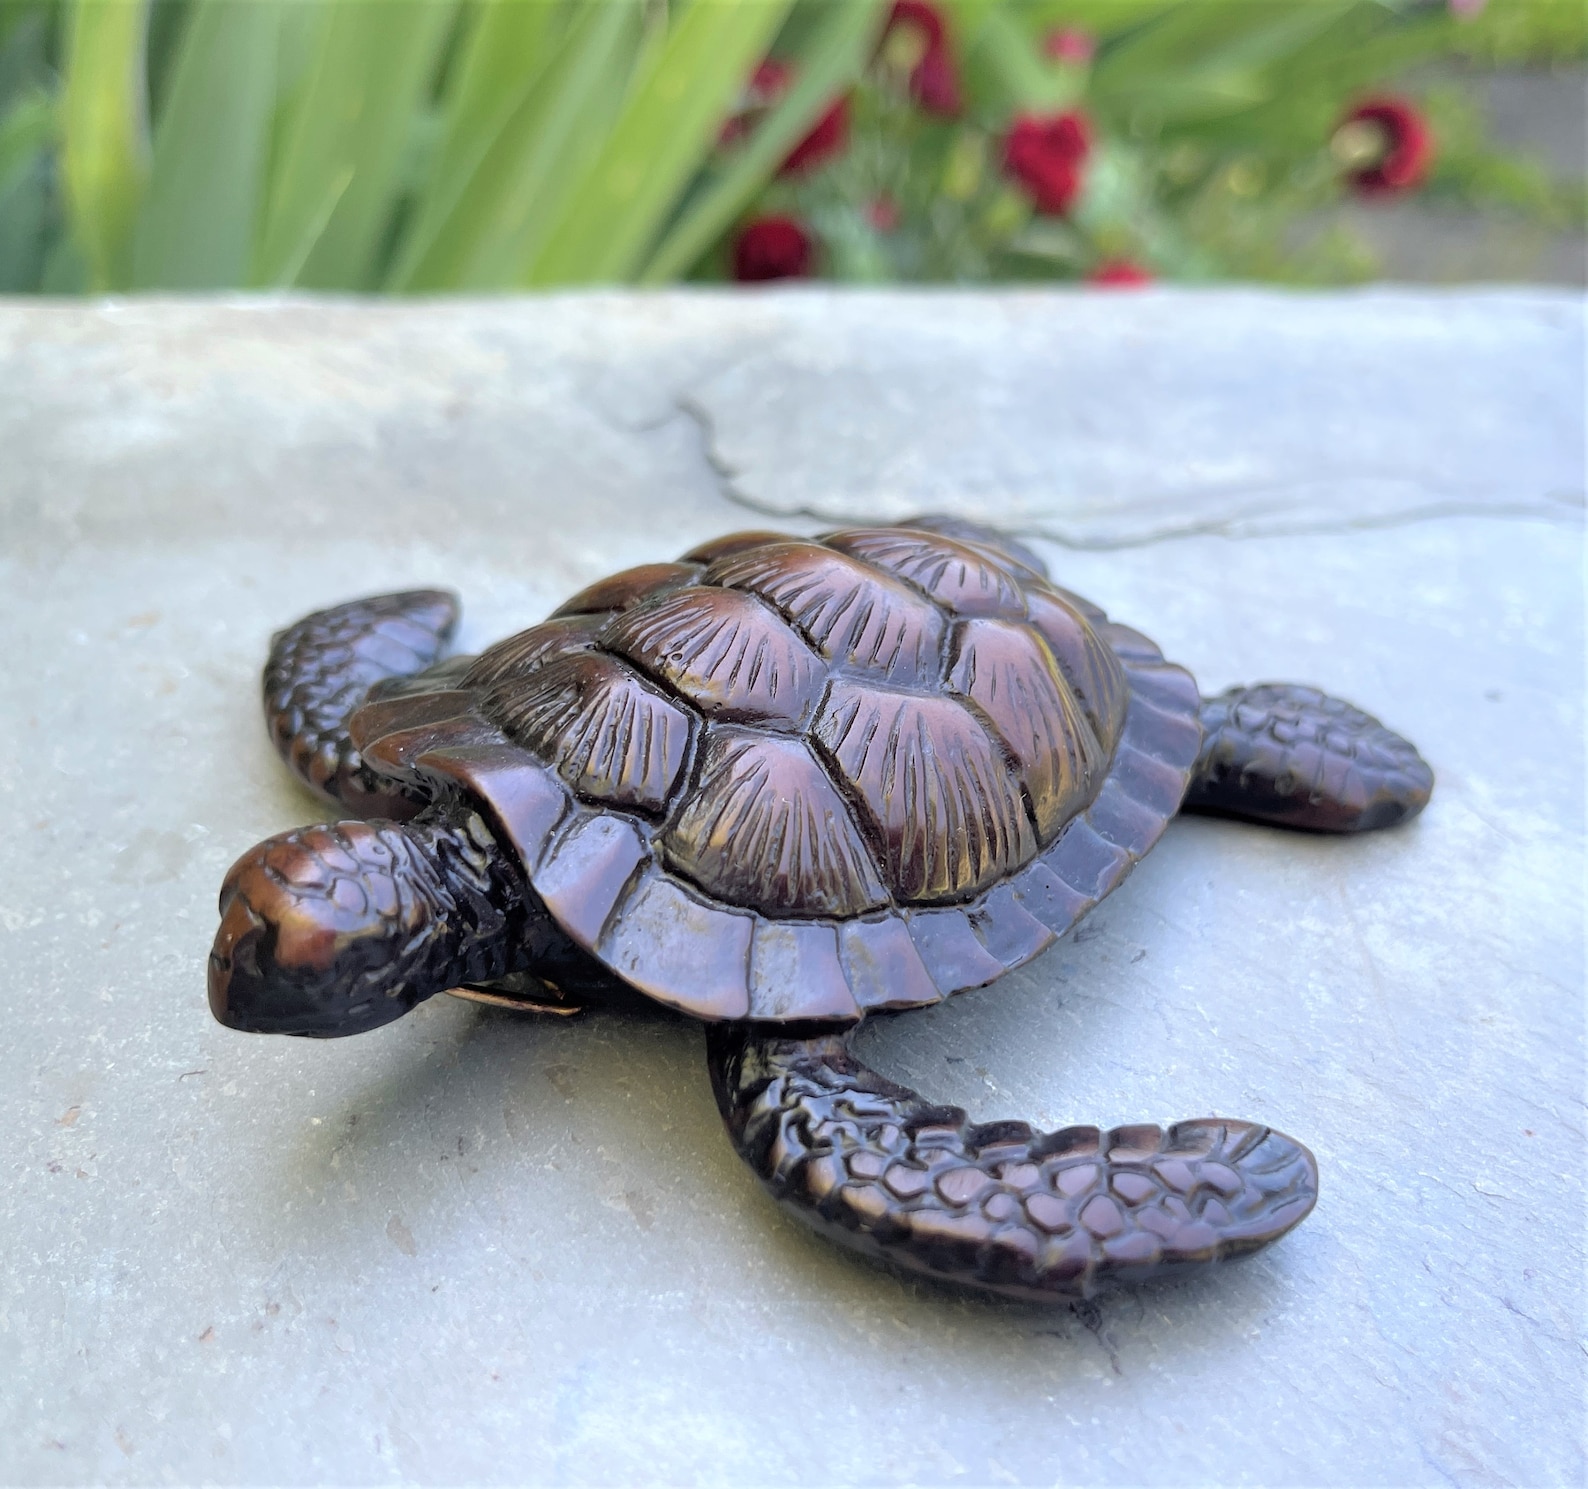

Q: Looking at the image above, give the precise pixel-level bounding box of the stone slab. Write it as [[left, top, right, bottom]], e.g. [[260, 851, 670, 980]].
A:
[[0, 291, 1581, 1487]]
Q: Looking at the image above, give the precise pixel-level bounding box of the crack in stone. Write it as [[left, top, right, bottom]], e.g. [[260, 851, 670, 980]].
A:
[[673, 395, 1584, 550], [1009, 498, 1583, 551], [674, 393, 762, 515]]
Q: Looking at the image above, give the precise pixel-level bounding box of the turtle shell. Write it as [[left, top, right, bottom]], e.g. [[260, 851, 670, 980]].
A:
[[348, 528, 1202, 1025]]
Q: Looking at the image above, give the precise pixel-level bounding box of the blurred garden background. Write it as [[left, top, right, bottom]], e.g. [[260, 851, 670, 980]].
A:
[[0, 0, 1581, 295]]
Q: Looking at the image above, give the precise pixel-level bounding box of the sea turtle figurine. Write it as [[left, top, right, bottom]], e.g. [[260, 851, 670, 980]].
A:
[[209, 518, 1432, 1303]]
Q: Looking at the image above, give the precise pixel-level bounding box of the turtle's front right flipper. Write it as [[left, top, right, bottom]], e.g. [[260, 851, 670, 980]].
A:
[[708, 1028, 1318, 1303], [264, 590, 460, 818], [1184, 683, 1432, 833]]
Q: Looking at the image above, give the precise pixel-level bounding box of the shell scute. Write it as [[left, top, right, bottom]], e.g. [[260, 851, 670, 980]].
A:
[[464, 614, 604, 688], [552, 562, 701, 618], [1024, 589, 1129, 745], [350, 525, 1203, 1025], [1045, 820, 1131, 901], [968, 883, 1055, 969], [947, 617, 1106, 844], [908, 907, 1006, 992], [661, 729, 889, 918], [823, 528, 1028, 618], [480, 651, 692, 813], [1008, 858, 1090, 933], [814, 679, 1036, 904], [706, 540, 945, 688], [896, 515, 1050, 582], [602, 586, 825, 728], [838, 916, 941, 1010], [679, 530, 794, 564], [534, 815, 647, 948], [748, 920, 859, 1021], [598, 867, 752, 1020]]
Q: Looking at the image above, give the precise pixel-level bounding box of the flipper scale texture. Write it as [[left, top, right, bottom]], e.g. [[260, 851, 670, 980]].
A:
[[1186, 683, 1432, 832], [264, 590, 459, 816], [709, 1029, 1318, 1302]]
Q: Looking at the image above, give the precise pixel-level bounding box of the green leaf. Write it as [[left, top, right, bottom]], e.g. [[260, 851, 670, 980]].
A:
[[970, 7, 1077, 113], [0, 86, 53, 291], [641, 0, 888, 284], [62, 0, 151, 289], [525, 0, 796, 286], [394, 0, 643, 290], [388, 0, 575, 289], [386, 0, 567, 283], [0, 2, 54, 94], [132, 0, 278, 288], [1091, 1, 1352, 121], [0, 86, 52, 201], [254, 0, 455, 289]]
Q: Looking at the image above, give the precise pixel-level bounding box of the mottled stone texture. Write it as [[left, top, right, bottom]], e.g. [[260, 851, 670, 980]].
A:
[[0, 291, 1581, 1487]]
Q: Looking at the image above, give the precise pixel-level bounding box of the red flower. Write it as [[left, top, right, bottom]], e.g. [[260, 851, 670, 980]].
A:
[[1043, 27, 1094, 66], [867, 197, 901, 234], [1088, 260, 1153, 288], [783, 94, 850, 175], [1003, 111, 1091, 216], [732, 216, 814, 282], [1337, 97, 1435, 197], [721, 60, 849, 177], [884, 1, 962, 118]]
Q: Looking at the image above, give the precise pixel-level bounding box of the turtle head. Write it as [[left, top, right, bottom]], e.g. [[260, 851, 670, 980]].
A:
[[208, 821, 451, 1038]]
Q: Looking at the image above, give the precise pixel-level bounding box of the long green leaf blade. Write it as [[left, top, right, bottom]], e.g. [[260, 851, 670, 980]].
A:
[[388, 0, 572, 289], [255, 0, 454, 289], [0, 88, 52, 201], [399, 0, 641, 290], [641, 0, 887, 284], [62, 0, 150, 290], [132, 0, 279, 288], [526, 0, 795, 286], [0, 87, 54, 292]]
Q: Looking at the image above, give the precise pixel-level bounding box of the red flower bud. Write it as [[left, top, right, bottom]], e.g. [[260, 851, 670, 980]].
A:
[[732, 216, 815, 283], [1044, 27, 1094, 66], [1003, 111, 1091, 216], [719, 60, 786, 148], [889, 0, 944, 49], [721, 59, 850, 177], [1087, 260, 1153, 288], [885, 2, 962, 118], [1338, 97, 1435, 197], [782, 95, 850, 175]]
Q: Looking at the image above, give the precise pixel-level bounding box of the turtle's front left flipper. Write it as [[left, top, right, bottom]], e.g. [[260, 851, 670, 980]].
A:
[[1184, 683, 1432, 833], [707, 1028, 1317, 1303], [264, 589, 460, 818]]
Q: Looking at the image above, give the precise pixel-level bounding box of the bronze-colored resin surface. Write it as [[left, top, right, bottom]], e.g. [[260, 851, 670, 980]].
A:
[[209, 517, 1433, 1302]]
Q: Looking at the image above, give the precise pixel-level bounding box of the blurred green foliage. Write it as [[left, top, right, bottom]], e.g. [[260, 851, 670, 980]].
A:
[[0, 0, 1579, 294]]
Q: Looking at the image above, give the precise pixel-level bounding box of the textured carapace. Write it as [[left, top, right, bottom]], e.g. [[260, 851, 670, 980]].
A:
[[349, 528, 1205, 1026]]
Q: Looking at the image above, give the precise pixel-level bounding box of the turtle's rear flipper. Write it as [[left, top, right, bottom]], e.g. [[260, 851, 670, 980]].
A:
[[1184, 683, 1432, 833], [708, 1028, 1317, 1303], [264, 590, 459, 818]]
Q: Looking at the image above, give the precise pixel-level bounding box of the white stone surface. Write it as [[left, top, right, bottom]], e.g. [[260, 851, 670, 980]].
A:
[[0, 291, 1581, 1487]]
